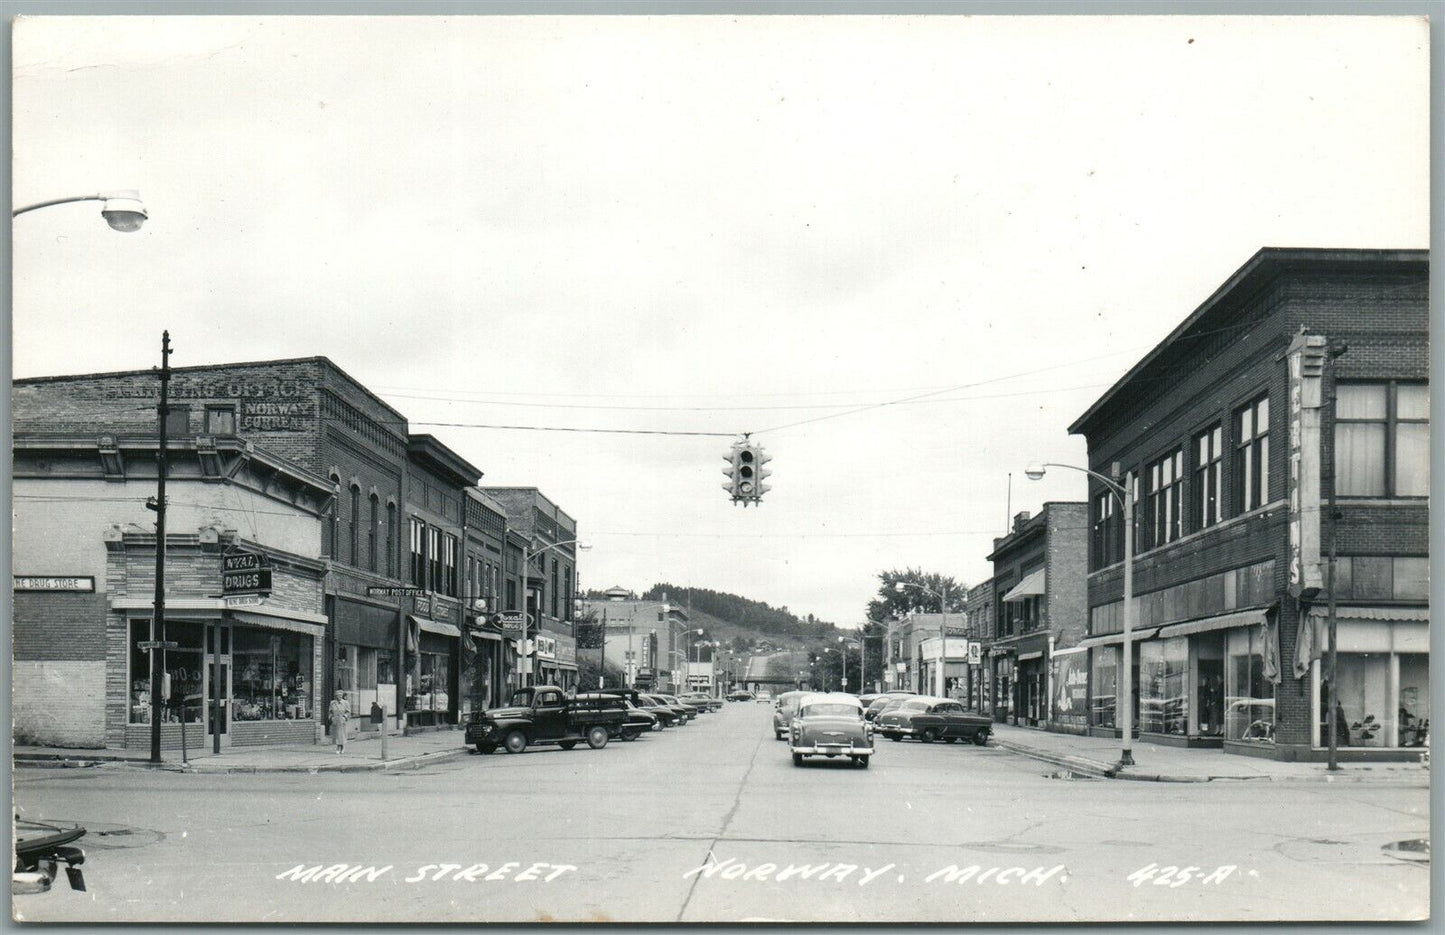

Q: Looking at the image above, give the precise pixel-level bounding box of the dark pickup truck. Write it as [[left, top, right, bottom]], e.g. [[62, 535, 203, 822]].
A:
[[466, 686, 629, 754]]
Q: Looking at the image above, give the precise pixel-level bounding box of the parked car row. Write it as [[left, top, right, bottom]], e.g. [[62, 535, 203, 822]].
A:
[[465, 685, 724, 754]]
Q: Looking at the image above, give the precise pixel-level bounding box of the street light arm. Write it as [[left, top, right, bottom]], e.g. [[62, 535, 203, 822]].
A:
[[1031, 462, 1127, 500], [13, 194, 110, 215], [14, 190, 148, 232]]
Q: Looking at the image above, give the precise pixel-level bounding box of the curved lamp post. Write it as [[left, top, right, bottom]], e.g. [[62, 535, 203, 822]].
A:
[[895, 580, 952, 697], [520, 538, 590, 687], [14, 190, 148, 232], [1026, 461, 1135, 768]]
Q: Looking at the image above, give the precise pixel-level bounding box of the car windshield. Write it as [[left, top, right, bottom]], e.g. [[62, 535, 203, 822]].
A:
[[932, 703, 963, 714], [801, 703, 861, 718], [902, 700, 928, 711]]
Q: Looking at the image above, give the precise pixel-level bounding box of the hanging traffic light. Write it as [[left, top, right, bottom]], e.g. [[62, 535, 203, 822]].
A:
[[722, 438, 771, 506]]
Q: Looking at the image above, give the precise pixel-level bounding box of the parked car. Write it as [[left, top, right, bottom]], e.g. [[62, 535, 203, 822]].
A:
[[681, 692, 723, 713], [637, 693, 682, 728], [771, 690, 809, 740], [13, 817, 86, 895], [755, 690, 773, 703], [876, 696, 991, 745], [644, 693, 693, 724], [657, 693, 701, 720], [727, 690, 755, 702], [574, 691, 657, 740], [865, 692, 916, 722], [466, 685, 628, 754], [789, 693, 874, 768]]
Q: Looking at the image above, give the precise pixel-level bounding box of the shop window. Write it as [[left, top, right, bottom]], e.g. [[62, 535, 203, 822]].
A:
[[1398, 654, 1429, 747], [128, 619, 204, 724], [1195, 633, 1225, 737], [232, 628, 314, 721], [1139, 637, 1187, 735], [1224, 626, 1274, 743], [1336, 382, 1428, 498], [1193, 424, 1223, 530], [1091, 647, 1117, 729], [1321, 653, 1391, 748], [1144, 450, 1184, 549], [204, 405, 236, 435], [1233, 395, 1271, 513], [412, 651, 452, 713]]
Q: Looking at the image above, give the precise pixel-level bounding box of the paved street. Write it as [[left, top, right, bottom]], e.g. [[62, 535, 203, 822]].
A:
[[13, 703, 1428, 924]]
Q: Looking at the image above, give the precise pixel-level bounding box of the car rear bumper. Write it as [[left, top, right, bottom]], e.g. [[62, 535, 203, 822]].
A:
[[791, 743, 874, 756]]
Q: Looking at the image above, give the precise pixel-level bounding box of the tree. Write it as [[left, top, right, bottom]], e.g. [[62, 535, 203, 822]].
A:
[[865, 568, 967, 623]]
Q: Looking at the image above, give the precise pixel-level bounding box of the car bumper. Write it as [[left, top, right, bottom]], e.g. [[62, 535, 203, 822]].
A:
[[791, 743, 874, 756]]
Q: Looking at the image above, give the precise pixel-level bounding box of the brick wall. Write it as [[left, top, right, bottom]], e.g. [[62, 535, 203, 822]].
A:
[[13, 662, 107, 747], [1044, 503, 1089, 649]]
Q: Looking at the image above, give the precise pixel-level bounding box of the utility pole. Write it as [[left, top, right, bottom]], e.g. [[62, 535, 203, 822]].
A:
[[1325, 341, 1347, 771], [149, 331, 171, 764], [599, 608, 607, 689]]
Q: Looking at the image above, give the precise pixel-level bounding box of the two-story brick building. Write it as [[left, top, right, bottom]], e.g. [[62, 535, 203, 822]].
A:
[[985, 503, 1089, 730], [965, 579, 996, 712], [1070, 248, 1428, 761]]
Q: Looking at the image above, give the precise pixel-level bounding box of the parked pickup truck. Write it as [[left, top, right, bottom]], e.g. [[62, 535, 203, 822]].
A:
[[466, 686, 629, 754]]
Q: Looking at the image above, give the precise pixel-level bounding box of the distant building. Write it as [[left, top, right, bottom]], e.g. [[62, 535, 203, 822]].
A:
[[577, 596, 689, 692]]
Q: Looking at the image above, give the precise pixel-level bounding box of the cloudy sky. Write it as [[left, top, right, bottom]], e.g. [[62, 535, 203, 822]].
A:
[[11, 14, 1429, 625]]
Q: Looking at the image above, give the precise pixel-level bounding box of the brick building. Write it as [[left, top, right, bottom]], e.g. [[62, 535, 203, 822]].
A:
[[481, 488, 581, 691], [965, 578, 996, 712], [14, 356, 577, 748], [1069, 248, 1428, 761], [580, 592, 687, 692], [984, 503, 1089, 730]]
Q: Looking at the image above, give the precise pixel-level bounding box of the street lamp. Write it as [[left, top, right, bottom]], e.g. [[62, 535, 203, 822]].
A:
[[895, 580, 952, 697], [520, 538, 591, 687], [1026, 461, 1135, 768], [14, 190, 148, 232]]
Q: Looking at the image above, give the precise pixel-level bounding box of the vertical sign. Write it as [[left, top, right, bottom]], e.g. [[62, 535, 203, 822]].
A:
[[1287, 330, 1327, 599]]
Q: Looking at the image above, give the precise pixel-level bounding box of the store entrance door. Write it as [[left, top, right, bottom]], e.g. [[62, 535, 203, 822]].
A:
[[206, 623, 232, 747]]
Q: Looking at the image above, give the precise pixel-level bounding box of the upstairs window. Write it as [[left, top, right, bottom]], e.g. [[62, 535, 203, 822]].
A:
[[409, 518, 426, 587], [1336, 382, 1429, 498], [349, 486, 361, 567], [1092, 488, 1122, 569], [1193, 424, 1223, 530], [368, 495, 379, 572], [1145, 449, 1184, 549], [427, 527, 442, 593], [442, 533, 458, 597], [386, 503, 397, 578], [1234, 395, 1270, 513]]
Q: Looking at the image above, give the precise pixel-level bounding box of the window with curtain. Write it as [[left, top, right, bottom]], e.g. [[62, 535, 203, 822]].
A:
[[550, 558, 560, 619], [442, 533, 458, 597], [326, 473, 341, 558], [427, 527, 442, 593], [1193, 424, 1223, 530], [1234, 395, 1270, 513], [1337, 382, 1429, 498]]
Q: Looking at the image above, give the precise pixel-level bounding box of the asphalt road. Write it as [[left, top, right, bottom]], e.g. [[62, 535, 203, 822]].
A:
[[12, 702, 1429, 924]]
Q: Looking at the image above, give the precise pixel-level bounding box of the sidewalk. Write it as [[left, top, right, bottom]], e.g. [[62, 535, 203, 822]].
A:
[[15, 728, 470, 774], [990, 723, 1430, 784]]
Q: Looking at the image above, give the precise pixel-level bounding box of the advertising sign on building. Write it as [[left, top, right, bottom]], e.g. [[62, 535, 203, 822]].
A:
[[1286, 330, 1326, 600], [14, 576, 94, 592], [967, 641, 982, 665], [497, 612, 525, 636]]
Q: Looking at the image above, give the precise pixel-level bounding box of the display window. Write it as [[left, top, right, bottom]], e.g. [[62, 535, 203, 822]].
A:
[[1398, 654, 1429, 747], [1139, 637, 1188, 735], [129, 619, 205, 724], [1225, 626, 1274, 743], [232, 628, 313, 721], [1320, 653, 1391, 748], [410, 650, 452, 712], [1091, 647, 1118, 728]]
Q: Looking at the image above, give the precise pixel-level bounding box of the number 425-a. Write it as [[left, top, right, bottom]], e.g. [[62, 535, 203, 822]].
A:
[[1128, 864, 1237, 887]]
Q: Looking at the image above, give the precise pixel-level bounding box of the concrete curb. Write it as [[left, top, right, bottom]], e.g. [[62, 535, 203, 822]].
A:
[[993, 738, 1430, 785], [40, 746, 473, 775]]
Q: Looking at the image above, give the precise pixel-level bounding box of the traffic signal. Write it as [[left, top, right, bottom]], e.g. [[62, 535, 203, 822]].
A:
[[722, 439, 772, 506]]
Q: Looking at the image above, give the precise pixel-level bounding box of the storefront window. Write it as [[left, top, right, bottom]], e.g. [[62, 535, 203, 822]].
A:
[[1139, 638, 1187, 735], [413, 651, 452, 712], [1321, 653, 1391, 748], [1225, 626, 1274, 742], [1051, 652, 1089, 729], [232, 628, 314, 721], [1398, 654, 1429, 747], [129, 620, 204, 724], [1091, 648, 1117, 728]]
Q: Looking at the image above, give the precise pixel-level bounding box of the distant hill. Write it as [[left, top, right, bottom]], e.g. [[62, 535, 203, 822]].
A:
[[581, 583, 845, 653]]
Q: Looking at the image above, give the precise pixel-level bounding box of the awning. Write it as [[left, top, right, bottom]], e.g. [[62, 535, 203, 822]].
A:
[[1307, 607, 1429, 624], [1017, 650, 1044, 662], [408, 615, 461, 639], [1077, 626, 1162, 649], [469, 628, 501, 642], [229, 610, 326, 636], [1156, 608, 1268, 640], [1002, 569, 1046, 603]]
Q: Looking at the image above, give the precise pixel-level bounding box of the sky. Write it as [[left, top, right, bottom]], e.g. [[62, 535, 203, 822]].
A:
[[10, 14, 1430, 626]]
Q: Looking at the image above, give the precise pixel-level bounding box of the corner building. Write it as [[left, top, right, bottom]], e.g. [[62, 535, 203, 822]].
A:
[[1070, 248, 1428, 761]]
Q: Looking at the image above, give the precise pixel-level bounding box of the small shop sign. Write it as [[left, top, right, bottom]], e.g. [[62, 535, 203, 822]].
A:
[[967, 641, 982, 665], [14, 576, 94, 592], [497, 612, 525, 636]]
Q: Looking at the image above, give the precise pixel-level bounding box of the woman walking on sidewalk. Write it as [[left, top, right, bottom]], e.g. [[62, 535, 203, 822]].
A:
[[329, 691, 351, 754]]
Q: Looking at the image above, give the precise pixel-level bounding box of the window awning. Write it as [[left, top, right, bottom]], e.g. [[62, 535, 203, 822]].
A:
[[1156, 609, 1268, 640], [1017, 650, 1044, 661], [408, 615, 461, 639], [1001, 569, 1046, 603], [1306, 607, 1429, 624], [1077, 627, 1162, 649]]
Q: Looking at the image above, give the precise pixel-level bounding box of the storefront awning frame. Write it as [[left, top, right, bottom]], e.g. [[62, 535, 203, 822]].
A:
[[1156, 608, 1268, 640], [408, 615, 461, 639], [1001, 569, 1046, 603], [1076, 626, 1162, 649]]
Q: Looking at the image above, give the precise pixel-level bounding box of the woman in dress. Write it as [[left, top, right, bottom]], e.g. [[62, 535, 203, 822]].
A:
[[328, 690, 350, 753]]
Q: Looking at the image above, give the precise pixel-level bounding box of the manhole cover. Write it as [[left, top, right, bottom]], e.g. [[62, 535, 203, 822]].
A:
[[1382, 839, 1429, 863], [81, 823, 165, 850]]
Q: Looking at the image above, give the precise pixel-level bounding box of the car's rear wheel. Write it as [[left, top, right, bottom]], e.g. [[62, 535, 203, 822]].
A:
[[944, 737, 958, 744], [475, 743, 496, 755], [792, 753, 804, 766], [973, 732, 989, 746], [888, 733, 901, 742], [920, 728, 938, 743], [587, 725, 610, 749], [620, 728, 639, 742], [503, 730, 528, 754], [854, 756, 870, 769], [558, 740, 578, 750]]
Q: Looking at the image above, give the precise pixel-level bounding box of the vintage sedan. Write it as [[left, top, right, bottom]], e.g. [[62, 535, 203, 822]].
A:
[[771, 690, 809, 740], [680, 692, 723, 713], [875, 697, 991, 745], [642, 693, 690, 725], [789, 693, 873, 768], [864, 692, 915, 723]]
